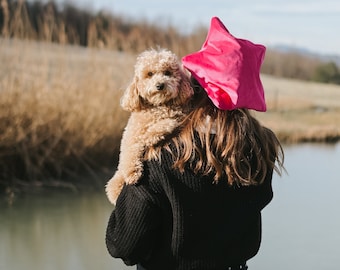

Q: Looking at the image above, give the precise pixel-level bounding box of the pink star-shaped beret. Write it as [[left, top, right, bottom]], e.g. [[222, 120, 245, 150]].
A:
[[182, 17, 267, 111]]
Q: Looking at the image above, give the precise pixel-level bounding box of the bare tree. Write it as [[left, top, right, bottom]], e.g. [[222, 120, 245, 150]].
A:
[[1, 0, 9, 37]]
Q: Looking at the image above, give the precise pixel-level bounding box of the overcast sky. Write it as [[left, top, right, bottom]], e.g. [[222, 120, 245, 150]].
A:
[[47, 0, 340, 56]]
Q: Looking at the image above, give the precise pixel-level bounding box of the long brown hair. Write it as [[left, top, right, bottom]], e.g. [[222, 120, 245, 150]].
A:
[[146, 82, 284, 186]]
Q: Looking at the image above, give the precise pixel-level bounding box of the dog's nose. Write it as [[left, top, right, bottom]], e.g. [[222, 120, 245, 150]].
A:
[[156, 83, 165, 90]]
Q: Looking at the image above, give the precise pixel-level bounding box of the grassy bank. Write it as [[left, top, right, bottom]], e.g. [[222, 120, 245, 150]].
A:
[[257, 75, 340, 143], [1, 38, 340, 193]]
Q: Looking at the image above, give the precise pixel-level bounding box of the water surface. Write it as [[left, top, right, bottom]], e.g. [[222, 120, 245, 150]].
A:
[[1, 143, 339, 270], [249, 143, 340, 270]]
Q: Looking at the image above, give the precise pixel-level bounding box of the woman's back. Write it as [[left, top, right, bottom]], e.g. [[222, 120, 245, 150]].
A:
[[106, 137, 274, 269]]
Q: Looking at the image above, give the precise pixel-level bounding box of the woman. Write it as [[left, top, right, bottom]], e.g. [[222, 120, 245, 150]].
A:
[[106, 17, 284, 270]]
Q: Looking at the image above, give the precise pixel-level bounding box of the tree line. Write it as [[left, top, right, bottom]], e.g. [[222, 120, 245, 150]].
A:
[[1, 0, 339, 84]]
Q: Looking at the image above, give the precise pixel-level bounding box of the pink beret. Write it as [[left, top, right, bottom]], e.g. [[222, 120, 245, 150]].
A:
[[182, 17, 267, 111]]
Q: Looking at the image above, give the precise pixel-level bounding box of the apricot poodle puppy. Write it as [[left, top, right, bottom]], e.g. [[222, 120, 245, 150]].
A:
[[105, 48, 193, 204]]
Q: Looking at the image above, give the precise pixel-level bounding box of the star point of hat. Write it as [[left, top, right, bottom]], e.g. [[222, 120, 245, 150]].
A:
[[182, 16, 266, 111]]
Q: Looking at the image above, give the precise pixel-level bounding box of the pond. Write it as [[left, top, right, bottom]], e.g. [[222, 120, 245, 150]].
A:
[[1, 143, 340, 270]]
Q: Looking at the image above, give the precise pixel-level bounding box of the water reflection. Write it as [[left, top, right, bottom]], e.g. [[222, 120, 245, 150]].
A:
[[0, 192, 133, 270], [1, 143, 340, 270], [249, 143, 340, 270]]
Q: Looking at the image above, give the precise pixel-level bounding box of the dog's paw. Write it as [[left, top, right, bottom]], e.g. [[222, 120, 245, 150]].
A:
[[105, 175, 125, 205]]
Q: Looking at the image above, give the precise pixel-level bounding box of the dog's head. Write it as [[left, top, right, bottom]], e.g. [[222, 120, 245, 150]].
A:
[[121, 49, 193, 112]]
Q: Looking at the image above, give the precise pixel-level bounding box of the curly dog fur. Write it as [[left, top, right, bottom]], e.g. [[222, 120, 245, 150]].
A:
[[105, 48, 193, 204]]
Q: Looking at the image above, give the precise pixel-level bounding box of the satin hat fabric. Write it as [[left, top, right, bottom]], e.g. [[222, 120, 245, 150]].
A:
[[182, 17, 267, 111]]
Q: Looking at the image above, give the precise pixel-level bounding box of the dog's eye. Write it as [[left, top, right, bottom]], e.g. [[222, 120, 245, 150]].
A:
[[147, 71, 154, 77], [164, 70, 172, 76]]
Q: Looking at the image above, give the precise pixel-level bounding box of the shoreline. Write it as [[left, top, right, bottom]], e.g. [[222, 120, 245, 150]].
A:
[[256, 75, 340, 144]]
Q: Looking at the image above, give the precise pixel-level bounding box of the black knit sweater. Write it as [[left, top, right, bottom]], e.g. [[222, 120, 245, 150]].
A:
[[105, 144, 273, 270]]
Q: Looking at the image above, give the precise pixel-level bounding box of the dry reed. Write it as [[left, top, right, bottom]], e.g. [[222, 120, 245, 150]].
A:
[[0, 38, 134, 192], [0, 0, 206, 56]]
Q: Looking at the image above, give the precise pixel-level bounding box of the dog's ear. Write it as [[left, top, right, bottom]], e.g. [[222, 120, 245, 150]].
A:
[[178, 72, 194, 105], [120, 77, 142, 112]]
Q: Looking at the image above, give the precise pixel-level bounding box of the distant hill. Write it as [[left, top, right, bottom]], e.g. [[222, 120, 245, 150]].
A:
[[270, 44, 340, 67]]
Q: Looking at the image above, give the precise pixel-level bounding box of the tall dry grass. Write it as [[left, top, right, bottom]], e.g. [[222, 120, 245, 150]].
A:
[[0, 0, 206, 56], [0, 38, 135, 192], [255, 75, 340, 143]]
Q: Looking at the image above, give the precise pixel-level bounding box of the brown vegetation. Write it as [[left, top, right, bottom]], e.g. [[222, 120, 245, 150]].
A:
[[0, 38, 133, 192], [0, 0, 206, 56]]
